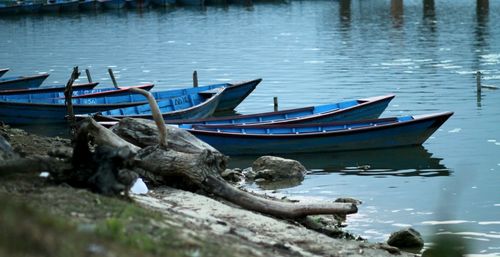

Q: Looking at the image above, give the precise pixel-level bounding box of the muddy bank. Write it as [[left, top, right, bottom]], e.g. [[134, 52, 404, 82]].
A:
[[0, 125, 416, 257]]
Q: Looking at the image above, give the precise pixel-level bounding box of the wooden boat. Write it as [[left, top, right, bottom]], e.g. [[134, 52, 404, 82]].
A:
[[0, 94, 151, 125], [91, 78, 260, 112], [0, 74, 49, 91], [176, 0, 204, 5], [0, 2, 20, 15], [0, 69, 8, 78], [41, 0, 80, 12], [208, 78, 261, 112], [127, 0, 150, 8], [161, 94, 394, 126], [20, 1, 43, 13], [1, 84, 153, 99], [79, 0, 102, 10], [181, 112, 453, 155], [99, 0, 126, 9], [96, 94, 394, 129], [0, 82, 99, 95], [150, 0, 175, 6], [94, 87, 225, 121]]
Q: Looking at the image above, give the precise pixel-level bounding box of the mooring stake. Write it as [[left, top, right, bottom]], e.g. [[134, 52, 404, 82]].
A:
[[193, 70, 198, 88], [85, 69, 93, 83], [108, 68, 119, 89], [273, 96, 278, 111]]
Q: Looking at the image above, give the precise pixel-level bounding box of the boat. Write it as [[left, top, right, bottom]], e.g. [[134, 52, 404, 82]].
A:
[[164, 94, 394, 126], [0, 2, 20, 15], [20, 1, 43, 13], [99, 0, 126, 9], [1, 83, 153, 99], [79, 0, 101, 10], [181, 112, 453, 155], [96, 94, 394, 125], [0, 82, 99, 95], [0, 93, 153, 125], [127, 0, 150, 8], [150, 0, 175, 6], [93, 87, 225, 121], [0, 73, 50, 91], [41, 0, 80, 12], [176, 0, 204, 5], [0, 69, 8, 78], [209, 78, 261, 112], [86, 78, 260, 112]]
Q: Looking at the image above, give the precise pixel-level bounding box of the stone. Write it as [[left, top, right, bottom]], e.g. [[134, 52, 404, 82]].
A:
[[387, 227, 424, 249], [251, 156, 307, 181], [0, 134, 16, 161]]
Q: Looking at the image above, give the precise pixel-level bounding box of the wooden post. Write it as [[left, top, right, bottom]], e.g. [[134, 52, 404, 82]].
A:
[[193, 70, 198, 88], [85, 69, 93, 83], [476, 71, 482, 94], [64, 66, 80, 135], [273, 96, 278, 112], [108, 68, 119, 89]]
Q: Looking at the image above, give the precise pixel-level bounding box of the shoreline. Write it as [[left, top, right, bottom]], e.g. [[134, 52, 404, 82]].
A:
[[0, 125, 416, 256]]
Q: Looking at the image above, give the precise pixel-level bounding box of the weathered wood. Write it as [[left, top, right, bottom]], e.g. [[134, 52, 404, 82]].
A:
[[110, 118, 357, 218], [64, 66, 80, 133], [108, 68, 119, 89], [85, 69, 93, 83], [127, 88, 168, 147], [193, 70, 198, 88]]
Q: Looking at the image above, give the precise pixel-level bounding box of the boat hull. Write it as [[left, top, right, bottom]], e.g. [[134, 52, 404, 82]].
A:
[[100, 0, 126, 9], [0, 82, 99, 95], [127, 0, 150, 8], [214, 78, 261, 112], [79, 0, 102, 10], [163, 94, 394, 126], [0, 69, 8, 78], [176, 0, 204, 5], [187, 112, 453, 155], [150, 0, 175, 6], [0, 74, 49, 90]]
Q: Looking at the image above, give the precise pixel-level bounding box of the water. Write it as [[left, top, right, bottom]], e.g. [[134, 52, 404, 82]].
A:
[[1, 0, 500, 255]]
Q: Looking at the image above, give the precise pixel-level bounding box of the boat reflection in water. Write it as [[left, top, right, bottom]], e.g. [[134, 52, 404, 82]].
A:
[[230, 145, 450, 182]]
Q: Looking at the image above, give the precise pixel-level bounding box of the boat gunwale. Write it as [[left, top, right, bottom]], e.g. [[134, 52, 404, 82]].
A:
[[188, 111, 454, 139]]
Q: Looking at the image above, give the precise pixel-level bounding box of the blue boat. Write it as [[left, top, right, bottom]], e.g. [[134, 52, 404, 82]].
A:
[[182, 112, 453, 155], [0, 82, 99, 95], [0, 93, 153, 125], [210, 78, 261, 112], [1, 84, 153, 98], [176, 0, 204, 5], [83, 78, 260, 112], [99, 0, 126, 9], [0, 74, 50, 91], [150, 0, 175, 6], [161, 94, 394, 126], [95, 87, 225, 121], [41, 0, 80, 12], [127, 0, 150, 8], [20, 1, 43, 13], [79, 0, 102, 10], [0, 2, 20, 15], [0, 69, 8, 78]]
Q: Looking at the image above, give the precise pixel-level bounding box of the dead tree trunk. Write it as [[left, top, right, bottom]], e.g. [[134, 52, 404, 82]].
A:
[[78, 116, 357, 218]]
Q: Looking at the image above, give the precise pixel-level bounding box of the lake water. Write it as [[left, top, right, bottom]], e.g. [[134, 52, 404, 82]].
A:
[[1, 0, 499, 255]]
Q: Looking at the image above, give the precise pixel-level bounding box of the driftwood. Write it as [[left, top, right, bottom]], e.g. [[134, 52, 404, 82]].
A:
[[74, 88, 357, 218]]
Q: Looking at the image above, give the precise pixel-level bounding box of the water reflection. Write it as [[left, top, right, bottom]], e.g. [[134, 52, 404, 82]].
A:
[[390, 0, 403, 28], [422, 0, 436, 33], [229, 146, 450, 178], [474, 0, 490, 107], [339, 0, 350, 30]]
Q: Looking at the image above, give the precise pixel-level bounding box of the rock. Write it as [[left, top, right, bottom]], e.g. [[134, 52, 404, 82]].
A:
[[220, 168, 243, 183], [335, 197, 362, 205], [387, 227, 424, 249], [251, 156, 307, 181], [0, 134, 16, 161]]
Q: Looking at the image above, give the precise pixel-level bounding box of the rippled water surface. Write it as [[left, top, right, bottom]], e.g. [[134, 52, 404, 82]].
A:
[[1, 0, 500, 255]]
